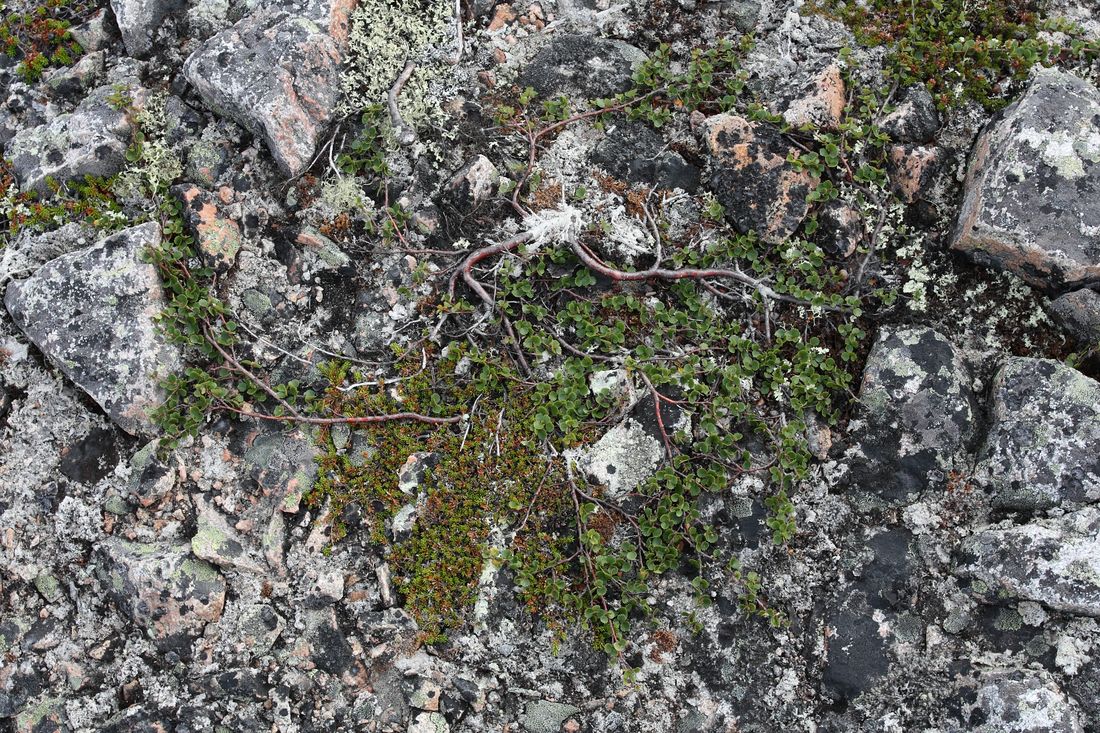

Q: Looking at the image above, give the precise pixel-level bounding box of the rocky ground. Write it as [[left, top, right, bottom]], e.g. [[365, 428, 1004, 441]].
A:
[[2, 0, 1100, 731]]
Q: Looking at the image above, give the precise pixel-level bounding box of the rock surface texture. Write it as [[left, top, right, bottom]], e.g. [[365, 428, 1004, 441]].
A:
[[952, 68, 1100, 292], [3, 223, 180, 435]]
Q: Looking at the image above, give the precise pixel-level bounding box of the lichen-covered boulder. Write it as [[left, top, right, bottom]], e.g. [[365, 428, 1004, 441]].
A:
[[5, 84, 133, 194], [703, 113, 819, 244], [951, 68, 1100, 292], [1049, 288, 1100, 345], [956, 507, 1100, 618], [973, 671, 1083, 733], [96, 539, 227, 654], [110, 0, 184, 57], [975, 358, 1100, 510], [172, 184, 242, 272], [182, 2, 353, 177], [843, 327, 977, 504], [3, 223, 181, 436]]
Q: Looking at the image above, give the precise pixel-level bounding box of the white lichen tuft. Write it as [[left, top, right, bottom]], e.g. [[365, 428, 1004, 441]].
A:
[[521, 203, 586, 249]]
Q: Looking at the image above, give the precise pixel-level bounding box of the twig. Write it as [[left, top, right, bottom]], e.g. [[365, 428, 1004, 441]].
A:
[[447, 0, 464, 65], [389, 61, 418, 146], [220, 405, 462, 426]]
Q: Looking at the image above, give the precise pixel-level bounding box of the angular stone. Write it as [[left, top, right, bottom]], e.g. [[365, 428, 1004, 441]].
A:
[[244, 429, 319, 513], [975, 358, 1100, 510], [520, 701, 581, 733], [5, 84, 132, 194], [704, 113, 819, 244], [951, 68, 1100, 292], [172, 184, 242, 272], [574, 417, 663, 501], [182, 4, 351, 177], [956, 507, 1100, 618], [974, 671, 1083, 733], [844, 327, 977, 504], [4, 223, 181, 436], [449, 156, 499, 205], [110, 0, 183, 57], [879, 86, 940, 144], [888, 144, 944, 205], [1049, 288, 1100, 344], [191, 497, 265, 573], [96, 539, 227, 652], [782, 62, 845, 130]]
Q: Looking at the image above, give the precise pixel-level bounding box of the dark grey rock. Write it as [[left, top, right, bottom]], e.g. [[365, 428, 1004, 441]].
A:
[[244, 429, 319, 513], [703, 113, 818, 244], [182, 3, 351, 177], [725, 0, 760, 33], [975, 357, 1100, 510], [592, 120, 701, 192], [70, 8, 120, 53], [519, 34, 646, 100], [974, 671, 1083, 733], [956, 507, 1100, 618], [4, 223, 182, 436], [58, 427, 120, 484], [1050, 288, 1100, 344], [126, 440, 176, 507], [879, 86, 941, 144], [817, 200, 863, 258], [5, 84, 132, 194], [844, 326, 977, 504], [96, 539, 227, 654], [952, 68, 1100, 292], [1064, 656, 1100, 731], [110, 0, 185, 57]]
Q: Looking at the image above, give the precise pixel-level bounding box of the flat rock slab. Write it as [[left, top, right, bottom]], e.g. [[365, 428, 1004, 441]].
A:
[[844, 326, 977, 504], [976, 358, 1100, 510], [956, 507, 1100, 618], [519, 34, 646, 99], [703, 113, 818, 244], [183, 2, 351, 177], [96, 538, 227, 654], [3, 222, 181, 436], [5, 84, 132, 194], [952, 68, 1100, 292]]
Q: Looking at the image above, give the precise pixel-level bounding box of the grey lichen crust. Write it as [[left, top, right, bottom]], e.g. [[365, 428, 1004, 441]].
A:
[[3, 222, 181, 436], [952, 67, 1100, 292], [976, 357, 1100, 510]]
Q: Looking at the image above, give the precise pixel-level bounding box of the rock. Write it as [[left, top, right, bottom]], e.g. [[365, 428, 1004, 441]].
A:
[[519, 34, 646, 100], [0, 222, 98, 286], [398, 452, 436, 495], [592, 120, 701, 192], [15, 697, 69, 733], [974, 670, 1083, 733], [844, 327, 977, 504], [888, 144, 945, 204], [703, 113, 819, 244], [172, 184, 243, 272], [573, 417, 664, 501], [521, 700, 581, 733], [377, 563, 397, 608], [96, 539, 227, 653], [244, 429, 319, 513], [4, 223, 182, 436], [126, 441, 176, 507], [44, 51, 105, 98], [70, 8, 119, 52], [817, 200, 863, 258], [1049, 288, 1100, 344], [5, 84, 133, 194], [879, 86, 940, 144], [951, 68, 1100, 292], [450, 156, 499, 205], [409, 711, 449, 733], [58, 427, 120, 484], [182, 4, 351, 177], [975, 358, 1100, 510], [1064, 656, 1100, 730], [110, 0, 183, 57], [726, 0, 760, 33], [191, 497, 265, 573], [782, 62, 845, 130], [956, 507, 1100, 617]]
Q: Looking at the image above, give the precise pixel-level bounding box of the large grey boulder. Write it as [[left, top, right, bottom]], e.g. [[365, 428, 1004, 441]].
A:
[[182, 1, 353, 177], [956, 507, 1100, 618], [975, 358, 1100, 510], [96, 539, 227, 655], [843, 327, 977, 504], [5, 84, 133, 194], [110, 0, 184, 57], [3, 223, 181, 436], [952, 68, 1100, 292]]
